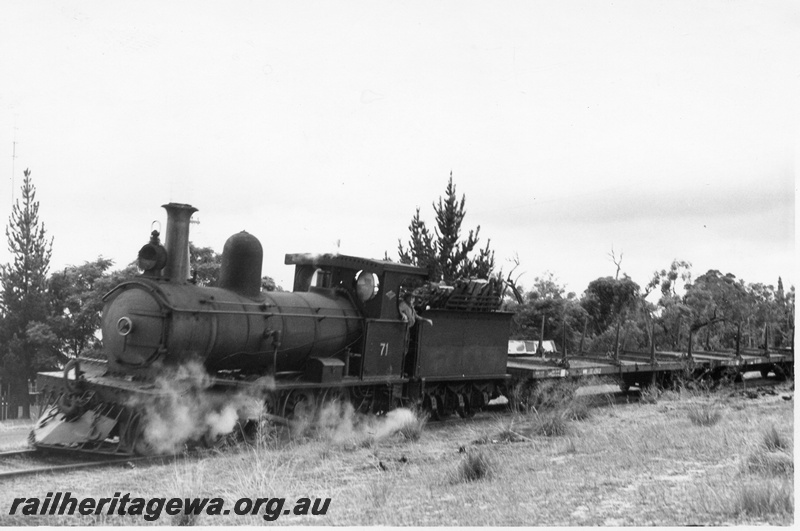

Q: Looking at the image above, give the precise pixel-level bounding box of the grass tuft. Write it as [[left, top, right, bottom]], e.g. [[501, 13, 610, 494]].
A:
[[528, 410, 570, 437], [365, 477, 393, 508], [762, 425, 790, 452], [495, 425, 530, 443], [510, 380, 589, 437], [735, 480, 794, 517], [563, 437, 578, 454], [528, 380, 579, 410], [396, 409, 428, 441], [563, 397, 592, 421], [474, 416, 532, 445], [450, 450, 494, 483], [639, 385, 660, 404], [173, 511, 201, 526], [659, 389, 682, 401], [745, 450, 794, 477], [686, 403, 724, 427], [742, 424, 793, 477]]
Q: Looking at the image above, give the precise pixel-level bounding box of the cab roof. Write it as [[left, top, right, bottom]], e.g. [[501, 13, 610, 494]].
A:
[[285, 253, 428, 277]]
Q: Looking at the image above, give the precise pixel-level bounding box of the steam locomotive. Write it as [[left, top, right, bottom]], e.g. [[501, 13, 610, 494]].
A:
[[32, 203, 512, 455]]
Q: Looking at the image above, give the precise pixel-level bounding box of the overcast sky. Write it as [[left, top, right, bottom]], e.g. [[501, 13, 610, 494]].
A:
[[0, 0, 796, 294]]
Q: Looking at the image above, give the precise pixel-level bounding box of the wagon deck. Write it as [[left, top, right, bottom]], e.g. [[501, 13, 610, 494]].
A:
[[506, 342, 793, 387]]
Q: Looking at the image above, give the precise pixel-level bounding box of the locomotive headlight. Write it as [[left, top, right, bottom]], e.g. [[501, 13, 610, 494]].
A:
[[356, 271, 379, 301], [138, 243, 167, 273], [116, 316, 134, 336]]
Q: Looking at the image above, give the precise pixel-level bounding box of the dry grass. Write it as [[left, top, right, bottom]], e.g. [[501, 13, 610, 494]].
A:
[[450, 450, 494, 483], [735, 480, 794, 518], [745, 450, 794, 476], [639, 385, 660, 404], [0, 380, 793, 526], [527, 409, 571, 437], [395, 409, 428, 441], [743, 424, 793, 477], [761, 424, 791, 452], [563, 396, 592, 421], [527, 379, 579, 410], [365, 475, 393, 508], [686, 403, 724, 426]]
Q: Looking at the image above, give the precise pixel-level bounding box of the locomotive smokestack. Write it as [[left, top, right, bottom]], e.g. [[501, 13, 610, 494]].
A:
[[162, 203, 198, 283]]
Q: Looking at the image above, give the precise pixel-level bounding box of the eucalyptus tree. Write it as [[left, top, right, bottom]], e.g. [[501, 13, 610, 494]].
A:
[[684, 270, 749, 355], [582, 275, 640, 358], [508, 272, 587, 353]]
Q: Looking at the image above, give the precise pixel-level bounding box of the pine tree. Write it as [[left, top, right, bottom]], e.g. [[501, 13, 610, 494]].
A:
[[397, 207, 436, 277], [398, 173, 495, 282], [0, 169, 54, 418]]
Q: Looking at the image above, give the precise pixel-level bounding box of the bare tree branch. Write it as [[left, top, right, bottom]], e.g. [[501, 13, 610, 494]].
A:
[[608, 246, 623, 280]]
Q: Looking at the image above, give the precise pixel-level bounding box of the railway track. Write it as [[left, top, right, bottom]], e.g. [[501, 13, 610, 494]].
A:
[[0, 448, 184, 481], [2, 373, 790, 480]]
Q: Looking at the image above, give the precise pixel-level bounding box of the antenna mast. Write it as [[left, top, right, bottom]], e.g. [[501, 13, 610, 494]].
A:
[[11, 116, 18, 206], [11, 140, 16, 206]]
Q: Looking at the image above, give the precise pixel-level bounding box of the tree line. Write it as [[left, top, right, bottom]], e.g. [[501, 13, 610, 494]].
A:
[[506, 261, 794, 358], [396, 175, 795, 358], [0, 171, 794, 418]]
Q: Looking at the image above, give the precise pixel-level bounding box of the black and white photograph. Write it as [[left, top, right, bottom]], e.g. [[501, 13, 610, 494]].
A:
[[0, 0, 795, 525]]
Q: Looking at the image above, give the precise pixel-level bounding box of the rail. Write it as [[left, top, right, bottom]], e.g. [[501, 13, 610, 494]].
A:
[[0, 449, 189, 480]]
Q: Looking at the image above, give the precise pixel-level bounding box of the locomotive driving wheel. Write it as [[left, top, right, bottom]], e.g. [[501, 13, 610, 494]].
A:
[[201, 412, 250, 450], [121, 411, 153, 456], [320, 387, 346, 408], [422, 394, 441, 421], [282, 389, 316, 422], [349, 386, 376, 413], [237, 392, 281, 445]]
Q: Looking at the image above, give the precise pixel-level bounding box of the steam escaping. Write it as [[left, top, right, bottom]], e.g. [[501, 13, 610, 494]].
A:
[[125, 361, 424, 454], [302, 400, 423, 445], [127, 361, 274, 454]]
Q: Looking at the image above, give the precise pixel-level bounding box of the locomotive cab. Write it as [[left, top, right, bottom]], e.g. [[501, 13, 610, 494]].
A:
[[285, 253, 428, 381]]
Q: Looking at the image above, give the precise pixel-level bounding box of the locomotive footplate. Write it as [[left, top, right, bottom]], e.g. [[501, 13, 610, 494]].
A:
[[212, 375, 410, 391]]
